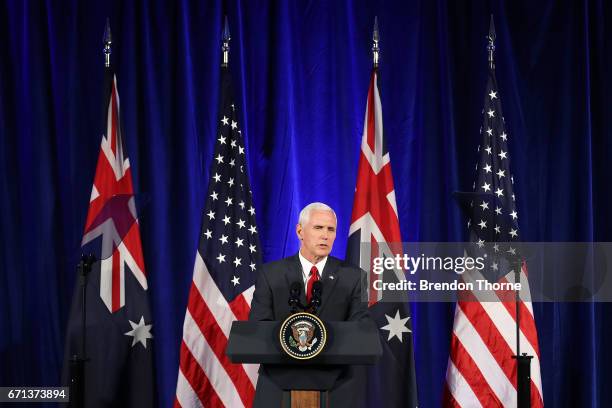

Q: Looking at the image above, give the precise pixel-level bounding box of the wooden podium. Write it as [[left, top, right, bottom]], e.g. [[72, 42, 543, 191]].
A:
[[226, 320, 382, 408]]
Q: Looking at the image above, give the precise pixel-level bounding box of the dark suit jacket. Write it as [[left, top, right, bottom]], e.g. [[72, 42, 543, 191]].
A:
[[248, 254, 372, 408]]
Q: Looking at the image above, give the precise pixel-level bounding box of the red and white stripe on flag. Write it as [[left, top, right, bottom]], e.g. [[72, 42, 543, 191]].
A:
[[443, 264, 544, 407], [174, 254, 257, 408]]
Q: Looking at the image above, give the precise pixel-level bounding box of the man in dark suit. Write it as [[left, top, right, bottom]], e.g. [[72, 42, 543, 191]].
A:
[[249, 202, 372, 407]]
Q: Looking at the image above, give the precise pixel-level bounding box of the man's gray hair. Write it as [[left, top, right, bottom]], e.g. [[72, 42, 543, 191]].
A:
[[298, 202, 337, 225]]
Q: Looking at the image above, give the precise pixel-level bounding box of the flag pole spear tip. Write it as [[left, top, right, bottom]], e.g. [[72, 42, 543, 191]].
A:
[[103, 18, 112, 68], [487, 14, 496, 70], [223, 15, 231, 41], [372, 16, 379, 68], [222, 16, 230, 67]]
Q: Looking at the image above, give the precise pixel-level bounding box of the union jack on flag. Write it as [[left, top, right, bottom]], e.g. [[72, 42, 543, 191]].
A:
[[81, 74, 147, 313]]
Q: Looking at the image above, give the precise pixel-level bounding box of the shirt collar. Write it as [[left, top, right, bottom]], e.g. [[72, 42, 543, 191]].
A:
[[298, 250, 327, 280]]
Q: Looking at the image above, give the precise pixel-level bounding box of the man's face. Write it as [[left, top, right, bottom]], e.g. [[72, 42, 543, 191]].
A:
[[297, 210, 337, 263]]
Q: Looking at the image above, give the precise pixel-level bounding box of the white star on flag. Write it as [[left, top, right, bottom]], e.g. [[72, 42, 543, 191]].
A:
[[380, 309, 412, 342], [124, 316, 153, 349]]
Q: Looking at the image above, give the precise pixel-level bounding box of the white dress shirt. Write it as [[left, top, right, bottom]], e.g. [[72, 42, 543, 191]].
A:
[[298, 251, 327, 286]]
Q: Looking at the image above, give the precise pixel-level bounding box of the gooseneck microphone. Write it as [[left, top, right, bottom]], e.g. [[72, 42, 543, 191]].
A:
[[309, 281, 323, 314], [288, 281, 302, 314], [288, 280, 324, 314]]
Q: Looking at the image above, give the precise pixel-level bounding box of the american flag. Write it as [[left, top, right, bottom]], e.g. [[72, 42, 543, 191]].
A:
[[63, 68, 155, 407], [174, 65, 261, 407], [443, 68, 544, 407], [346, 68, 418, 408]]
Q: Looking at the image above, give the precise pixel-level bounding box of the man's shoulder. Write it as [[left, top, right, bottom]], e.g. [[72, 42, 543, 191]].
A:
[[261, 255, 298, 271], [328, 256, 364, 278]]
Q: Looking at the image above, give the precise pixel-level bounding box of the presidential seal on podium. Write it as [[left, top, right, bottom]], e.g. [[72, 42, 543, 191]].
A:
[[279, 312, 327, 360]]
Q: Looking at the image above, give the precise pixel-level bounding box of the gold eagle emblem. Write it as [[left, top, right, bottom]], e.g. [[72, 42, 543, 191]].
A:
[[290, 320, 318, 351]]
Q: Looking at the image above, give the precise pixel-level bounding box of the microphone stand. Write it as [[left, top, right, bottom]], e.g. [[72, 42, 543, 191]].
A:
[[69, 254, 95, 408], [511, 255, 532, 408], [308, 285, 322, 315], [288, 282, 322, 315]]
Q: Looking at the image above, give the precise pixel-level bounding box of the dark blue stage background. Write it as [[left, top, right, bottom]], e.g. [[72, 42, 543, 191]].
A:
[[1, 0, 611, 407]]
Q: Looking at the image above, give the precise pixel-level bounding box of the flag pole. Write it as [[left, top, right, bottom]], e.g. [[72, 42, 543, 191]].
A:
[[488, 13, 534, 407], [372, 16, 379, 68], [69, 20, 112, 408], [222, 16, 230, 67]]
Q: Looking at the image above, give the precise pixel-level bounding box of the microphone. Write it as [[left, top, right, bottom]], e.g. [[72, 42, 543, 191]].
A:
[[288, 281, 302, 313], [311, 281, 323, 301], [290, 281, 301, 298], [309, 281, 323, 314]]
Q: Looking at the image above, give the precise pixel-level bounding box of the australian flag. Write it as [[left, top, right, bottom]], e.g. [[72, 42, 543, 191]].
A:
[[346, 67, 418, 407], [62, 65, 155, 407]]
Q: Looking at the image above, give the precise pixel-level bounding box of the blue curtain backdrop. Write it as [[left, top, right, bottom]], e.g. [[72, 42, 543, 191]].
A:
[[1, 0, 611, 407]]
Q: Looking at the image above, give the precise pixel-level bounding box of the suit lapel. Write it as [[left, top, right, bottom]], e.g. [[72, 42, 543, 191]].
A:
[[284, 254, 307, 305], [317, 256, 340, 316]]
